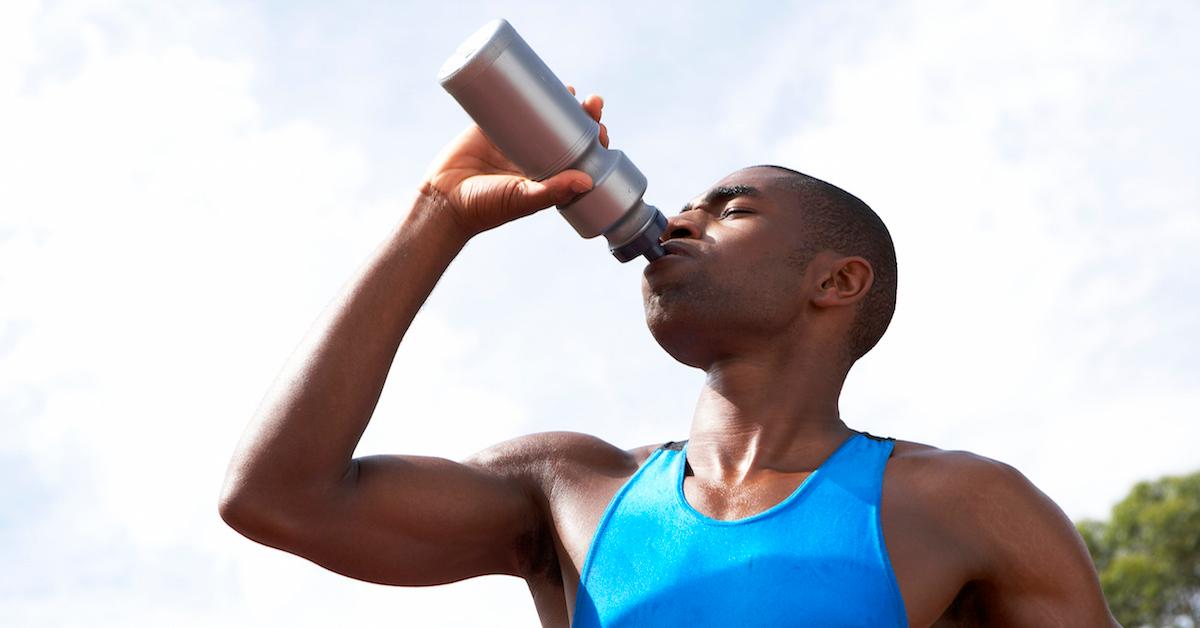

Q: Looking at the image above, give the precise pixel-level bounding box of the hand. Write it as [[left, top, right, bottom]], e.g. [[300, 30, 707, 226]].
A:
[[421, 87, 610, 239]]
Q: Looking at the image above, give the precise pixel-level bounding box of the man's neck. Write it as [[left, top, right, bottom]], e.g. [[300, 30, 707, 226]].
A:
[[685, 352, 853, 485]]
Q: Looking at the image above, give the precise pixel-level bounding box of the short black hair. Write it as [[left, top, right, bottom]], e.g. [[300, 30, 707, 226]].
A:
[[754, 165, 898, 363]]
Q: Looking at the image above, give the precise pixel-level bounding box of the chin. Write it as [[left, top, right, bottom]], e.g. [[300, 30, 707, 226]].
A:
[[644, 305, 712, 369]]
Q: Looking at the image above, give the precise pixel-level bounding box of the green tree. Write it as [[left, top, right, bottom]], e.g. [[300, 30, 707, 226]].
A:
[[1077, 470, 1200, 627]]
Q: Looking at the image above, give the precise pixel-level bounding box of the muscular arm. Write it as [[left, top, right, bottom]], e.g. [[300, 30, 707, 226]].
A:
[[218, 195, 542, 582], [218, 94, 609, 586]]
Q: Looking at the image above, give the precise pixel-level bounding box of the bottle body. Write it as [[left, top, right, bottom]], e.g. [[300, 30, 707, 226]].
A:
[[438, 19, 667, 263]]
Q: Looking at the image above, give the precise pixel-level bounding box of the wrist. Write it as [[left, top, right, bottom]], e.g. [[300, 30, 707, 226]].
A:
[[411, 181, 475, 247]]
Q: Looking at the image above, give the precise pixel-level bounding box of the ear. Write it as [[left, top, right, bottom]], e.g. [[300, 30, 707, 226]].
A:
[[811, 256, 874, 309]]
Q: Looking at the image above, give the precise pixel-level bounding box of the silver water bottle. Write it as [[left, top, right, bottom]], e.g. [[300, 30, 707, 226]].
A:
[[437, 19, 668, 263]]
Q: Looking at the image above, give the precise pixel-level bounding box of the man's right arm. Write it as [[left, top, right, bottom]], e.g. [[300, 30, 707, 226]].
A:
[[218, 194, 527, 583], [218, 95, 609, 585]]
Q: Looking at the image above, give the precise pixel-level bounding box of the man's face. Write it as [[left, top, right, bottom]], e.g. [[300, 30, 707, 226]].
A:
[[641, 167, 816, 368]]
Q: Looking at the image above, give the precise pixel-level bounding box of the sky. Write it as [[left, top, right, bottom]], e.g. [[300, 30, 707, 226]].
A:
[[1, 0, 1197, 625]]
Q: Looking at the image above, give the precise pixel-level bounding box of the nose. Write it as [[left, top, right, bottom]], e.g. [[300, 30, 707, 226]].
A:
[[659, 212, 703, 244]]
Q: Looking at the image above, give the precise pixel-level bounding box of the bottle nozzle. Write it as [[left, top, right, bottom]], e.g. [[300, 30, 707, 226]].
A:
[[608, 207, 667, 263], [642, 242, 668, 263]]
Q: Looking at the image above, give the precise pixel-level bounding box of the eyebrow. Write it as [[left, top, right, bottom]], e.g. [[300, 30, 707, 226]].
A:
[[678, 184, 761, 215]]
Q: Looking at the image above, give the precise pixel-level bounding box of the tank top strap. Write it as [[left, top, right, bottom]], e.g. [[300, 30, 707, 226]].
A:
[[817, 430, 895, 506]]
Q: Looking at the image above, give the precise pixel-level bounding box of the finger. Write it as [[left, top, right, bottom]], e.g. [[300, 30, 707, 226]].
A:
[[599, 122, 609, 148], [566, 84, 576, 96], [519, 170, 593, 210], [582, 94, 604, 123]]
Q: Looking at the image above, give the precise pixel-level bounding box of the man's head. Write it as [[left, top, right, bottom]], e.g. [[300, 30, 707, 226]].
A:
[[641, 165, 897, 372]]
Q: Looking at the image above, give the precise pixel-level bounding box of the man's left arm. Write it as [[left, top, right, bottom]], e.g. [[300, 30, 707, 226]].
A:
[[964, 457, 1119, 626]]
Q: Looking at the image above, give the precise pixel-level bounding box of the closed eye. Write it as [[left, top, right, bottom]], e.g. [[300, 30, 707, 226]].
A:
[[720, 207, 752, 218]]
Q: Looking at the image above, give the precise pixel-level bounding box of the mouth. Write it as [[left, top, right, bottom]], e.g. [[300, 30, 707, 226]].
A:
[[659, 241, 694, 258], [643, 242, 694, 275]]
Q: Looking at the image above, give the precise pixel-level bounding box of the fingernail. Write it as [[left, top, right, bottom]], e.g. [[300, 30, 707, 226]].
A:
[[570, 180, 591, 193]]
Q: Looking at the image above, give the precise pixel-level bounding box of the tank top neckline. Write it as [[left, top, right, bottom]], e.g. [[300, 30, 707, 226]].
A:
[[672, 431, 864, 526]]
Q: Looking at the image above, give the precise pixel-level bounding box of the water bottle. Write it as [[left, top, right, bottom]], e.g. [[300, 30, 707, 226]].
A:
[[438, 19, 668, 263]]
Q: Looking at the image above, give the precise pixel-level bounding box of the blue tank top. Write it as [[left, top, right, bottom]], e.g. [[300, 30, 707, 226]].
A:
[[571, 431, 907, 627]]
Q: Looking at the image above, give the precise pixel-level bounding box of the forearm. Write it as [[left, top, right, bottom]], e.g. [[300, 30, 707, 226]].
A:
[[221, 188, 470, 514]]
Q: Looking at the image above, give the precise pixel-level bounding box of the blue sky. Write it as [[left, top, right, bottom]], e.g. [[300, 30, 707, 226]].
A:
[[2, 0, 1198, 625]]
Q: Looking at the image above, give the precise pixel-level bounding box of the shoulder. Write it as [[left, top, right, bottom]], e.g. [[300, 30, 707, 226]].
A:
[[886, 438, 1031, 498], [463, 431, 670, 487], [885, 439, 1051, 525], [884, 439, 1092, 579], [453, 433, 675, 584]]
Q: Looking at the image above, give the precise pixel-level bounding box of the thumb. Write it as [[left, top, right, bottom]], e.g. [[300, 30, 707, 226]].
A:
[[518, 170, 593, 210]]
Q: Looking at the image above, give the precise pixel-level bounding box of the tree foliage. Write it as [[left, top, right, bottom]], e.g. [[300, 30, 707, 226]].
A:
[[1077, 470, 1200, 627]]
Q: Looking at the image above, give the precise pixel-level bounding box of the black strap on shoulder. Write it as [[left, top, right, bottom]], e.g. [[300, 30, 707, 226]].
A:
[[856, 429, 895, 442]]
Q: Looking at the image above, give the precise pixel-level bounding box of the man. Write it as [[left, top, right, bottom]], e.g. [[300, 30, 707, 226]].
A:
[[219, 93, 1118, 626]]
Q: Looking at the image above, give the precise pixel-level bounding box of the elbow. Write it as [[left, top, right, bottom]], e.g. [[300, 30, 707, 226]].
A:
[[218, 487, 290, 547], [217, 456, 282, 536], [218, 453, 260, 531], [217, 486, 247, 529], [216, 478, 319, 552], [217, 480, 261, 536], [217, 471, 281, 539]]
